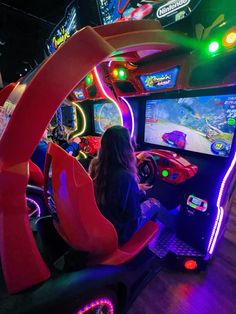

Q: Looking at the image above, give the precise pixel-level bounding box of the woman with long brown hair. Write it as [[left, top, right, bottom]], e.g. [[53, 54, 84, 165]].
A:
[[89, 125, 158, 244], [89, 125, 180, 244]]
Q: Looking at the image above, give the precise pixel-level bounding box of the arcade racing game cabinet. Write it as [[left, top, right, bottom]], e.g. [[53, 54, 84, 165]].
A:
[[1, 17, 236, 314]]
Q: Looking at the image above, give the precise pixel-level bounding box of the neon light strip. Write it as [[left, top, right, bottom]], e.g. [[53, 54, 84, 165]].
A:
[[77, 297, 114, 314], [79, 151, 87, 159], [208, 152, 236, 254], [120, 97, 135, 138], [94, 66, 124, 126], [26, 197, 41, 218], [72, 102, 86, 136], [208, 206, 224, 255]]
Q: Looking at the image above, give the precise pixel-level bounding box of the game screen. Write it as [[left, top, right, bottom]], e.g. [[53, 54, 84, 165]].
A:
[[140, 67, 179, 91], [94, 102, 122, 134], [97, 0, 202, 27], [144, 94, 236, 157]]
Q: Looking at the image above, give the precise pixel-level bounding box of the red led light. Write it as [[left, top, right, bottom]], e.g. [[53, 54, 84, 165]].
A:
[[77, 297, 114, 314], [184, 259, 198, 270]]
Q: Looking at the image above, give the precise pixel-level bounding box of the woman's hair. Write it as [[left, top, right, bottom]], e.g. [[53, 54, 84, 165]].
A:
[[89, 125, 137, 205]]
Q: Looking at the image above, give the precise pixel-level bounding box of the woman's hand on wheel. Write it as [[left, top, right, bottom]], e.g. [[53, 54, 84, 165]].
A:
[[68, 136, 81, 144], [136, 151, 152, 161], [138, 183, 153, 191]]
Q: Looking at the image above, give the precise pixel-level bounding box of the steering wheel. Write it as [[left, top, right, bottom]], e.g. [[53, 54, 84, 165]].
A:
[[137, 155, 158, 185]]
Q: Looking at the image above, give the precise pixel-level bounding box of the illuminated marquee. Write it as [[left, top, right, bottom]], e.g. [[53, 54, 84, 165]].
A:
[[46, 1, 80, 54], [157, 0, 191, 18], [52, 27, 70, 50], [140, 67, 179, 91]]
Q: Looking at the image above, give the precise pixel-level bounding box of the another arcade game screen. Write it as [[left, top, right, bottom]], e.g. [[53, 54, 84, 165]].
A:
[[93, 102, 122, 134], [144, 94, 236, 157]]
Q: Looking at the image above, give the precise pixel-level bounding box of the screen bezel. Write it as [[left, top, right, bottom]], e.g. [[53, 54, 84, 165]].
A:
[[140, 86, 236, 159]]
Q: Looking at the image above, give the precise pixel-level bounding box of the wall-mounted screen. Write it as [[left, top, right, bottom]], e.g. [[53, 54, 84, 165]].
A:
[[94, 102, 122, 134], [140, 67, 179, 91], [97, 0, 202, 27], [144, 94, 236, 157], [74, 89, 85, 100]]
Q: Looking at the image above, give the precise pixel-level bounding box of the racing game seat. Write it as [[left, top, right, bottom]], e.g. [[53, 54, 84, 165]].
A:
[[44, 142, 159, 266], [29, 159, 44, 187]]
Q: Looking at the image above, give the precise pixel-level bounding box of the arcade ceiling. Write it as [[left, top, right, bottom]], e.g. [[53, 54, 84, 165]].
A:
[[0, 0, 235, 84]]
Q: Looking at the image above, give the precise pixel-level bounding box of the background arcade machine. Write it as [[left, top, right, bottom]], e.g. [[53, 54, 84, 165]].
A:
[[66, 68, 135, 162]]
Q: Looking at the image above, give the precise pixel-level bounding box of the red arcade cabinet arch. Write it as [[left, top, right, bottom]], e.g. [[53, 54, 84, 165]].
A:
[[0, 20, 181, 293]]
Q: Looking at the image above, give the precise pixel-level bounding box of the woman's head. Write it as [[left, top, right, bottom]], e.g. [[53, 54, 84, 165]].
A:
[[99, 125, 135, 170], [89, 125, 137, 204]]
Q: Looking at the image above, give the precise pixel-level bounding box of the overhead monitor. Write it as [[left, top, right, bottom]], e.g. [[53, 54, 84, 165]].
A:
[[97, 0, 202, 27], [93, 101, 122, 134], [144, 94, 236, 157]]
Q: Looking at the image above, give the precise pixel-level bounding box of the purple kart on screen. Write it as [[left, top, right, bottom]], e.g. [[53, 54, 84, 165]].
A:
[[162, 130, 186, 149]]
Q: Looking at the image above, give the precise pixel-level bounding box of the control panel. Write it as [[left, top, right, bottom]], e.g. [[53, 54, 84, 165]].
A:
[[150, 149, 198, 184]]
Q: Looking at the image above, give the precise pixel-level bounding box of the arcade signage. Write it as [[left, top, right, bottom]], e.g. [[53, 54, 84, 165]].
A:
[[140, 67, 179, 91], [157, 0, 190, 18], [46, 1, 80, 55], [97, 0, 202, 27], [74, 88, 85, 100]]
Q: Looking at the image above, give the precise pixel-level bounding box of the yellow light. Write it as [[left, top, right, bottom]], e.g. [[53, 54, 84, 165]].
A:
[[223, 28, 236, 47], [76, 151, 87, 160], [71, 102, 86, 136], [226, 32, 236, 44], [112, 69, 118, 78]]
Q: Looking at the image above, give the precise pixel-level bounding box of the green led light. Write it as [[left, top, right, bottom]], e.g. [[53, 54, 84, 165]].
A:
[[227, 117, 235, 126], [118, 68, 127, 80], [162, 169, 169, 177], [208, 41, 220, 53], [85, 74, 93, 85]]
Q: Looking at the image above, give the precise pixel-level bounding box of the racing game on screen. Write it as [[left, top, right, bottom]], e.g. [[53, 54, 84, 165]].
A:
[[94, 102, 122, 134], [144, 94, 236, 157]]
